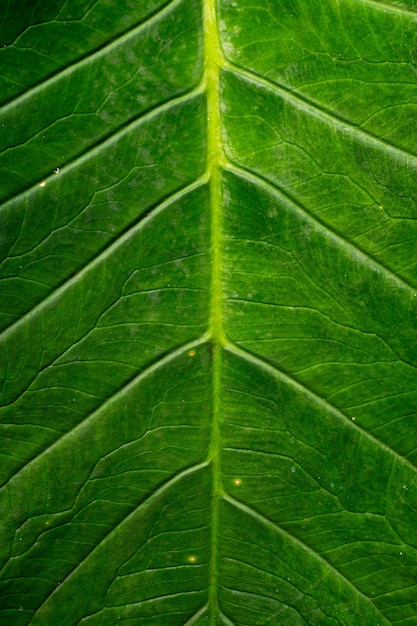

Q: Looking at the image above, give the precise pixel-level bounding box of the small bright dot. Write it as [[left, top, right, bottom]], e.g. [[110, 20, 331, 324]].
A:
[[352, 417, 356, 420], [54, 167, 60, 174], [39, 181, 46, 187], [188, 556, 196, 563], [234, 479, 241, 486], [188, 350, 196, 357]]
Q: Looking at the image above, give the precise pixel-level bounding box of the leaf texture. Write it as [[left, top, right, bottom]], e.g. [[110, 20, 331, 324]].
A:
[[1, 0, 417, 624]]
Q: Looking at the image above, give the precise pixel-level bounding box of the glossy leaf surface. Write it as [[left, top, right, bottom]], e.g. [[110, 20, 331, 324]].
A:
[[1, 0, 417, 623]]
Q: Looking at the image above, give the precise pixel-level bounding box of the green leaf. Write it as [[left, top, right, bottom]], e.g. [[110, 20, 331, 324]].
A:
[[1, 0, 417, 623]]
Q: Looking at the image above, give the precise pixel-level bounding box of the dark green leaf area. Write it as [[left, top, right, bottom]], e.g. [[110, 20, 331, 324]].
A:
[[0, 0, 202, 202], [220, 350, 417, 622], [221, 71, 417, 287], [0, 349, 211, 625], [0, 96, 206, 330], [0, 0, 174, 103], [220, 0, 417, 153], [222, 171, 417, 464], [0, 183, 210, 484]]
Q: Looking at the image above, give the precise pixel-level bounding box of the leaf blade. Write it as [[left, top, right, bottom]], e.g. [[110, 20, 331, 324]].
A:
[[2, 0, 417, 624]]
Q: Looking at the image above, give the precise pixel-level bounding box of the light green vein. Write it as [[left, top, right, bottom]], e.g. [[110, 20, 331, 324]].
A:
[[224, 495, 390, 624], [354, 0, 417, 19], [223, 60, 417, 163], [204, 0, 227, 622], [29, 461, 209, 622], [219, 610, 237, 626], [0, 0, 183, 115], [0, 174, 206, 343], [226, 342, 417, 475], [0, 335, 209, 491], [0, 86, 203, 214], [183, 605, 209, 625], [226, 162, 417, 297]]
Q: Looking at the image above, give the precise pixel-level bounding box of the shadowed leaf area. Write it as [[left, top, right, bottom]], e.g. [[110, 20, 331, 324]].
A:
[[1, 0, 417, 624]]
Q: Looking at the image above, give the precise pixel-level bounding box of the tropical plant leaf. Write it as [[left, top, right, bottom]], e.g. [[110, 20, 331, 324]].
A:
[[1, 0, 417, 623]]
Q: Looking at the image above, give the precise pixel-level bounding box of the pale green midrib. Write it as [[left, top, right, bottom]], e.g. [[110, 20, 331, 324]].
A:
[[204, 0, 226, 622]]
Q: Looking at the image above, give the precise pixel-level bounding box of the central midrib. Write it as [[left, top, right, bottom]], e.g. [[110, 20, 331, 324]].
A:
[[204, 0, 226, 621]]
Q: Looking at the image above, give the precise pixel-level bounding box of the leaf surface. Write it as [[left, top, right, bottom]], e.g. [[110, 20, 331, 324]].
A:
[[1, 0, 417, 623]]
